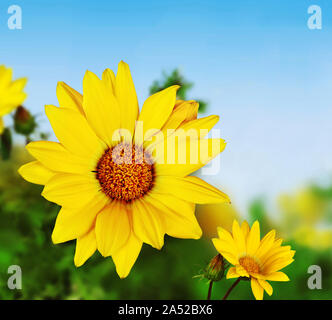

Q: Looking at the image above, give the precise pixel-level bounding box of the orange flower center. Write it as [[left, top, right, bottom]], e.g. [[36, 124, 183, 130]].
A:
[[239, 256, 260, 274], [96, 143, 154, 202]]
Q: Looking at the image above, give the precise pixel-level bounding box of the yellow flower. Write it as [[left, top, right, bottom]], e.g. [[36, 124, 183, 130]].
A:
[[0, 65, 27, 134], [18, 61, 229, 278], [213, 220, 295, 300]]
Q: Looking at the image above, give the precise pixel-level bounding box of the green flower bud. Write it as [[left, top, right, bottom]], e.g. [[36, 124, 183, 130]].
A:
[[204, 254, 224, 282], [14, 106, 37, 136]]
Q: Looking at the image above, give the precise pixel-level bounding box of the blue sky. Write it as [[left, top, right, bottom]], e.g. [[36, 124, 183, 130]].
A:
[[1, 0, 332, 214]]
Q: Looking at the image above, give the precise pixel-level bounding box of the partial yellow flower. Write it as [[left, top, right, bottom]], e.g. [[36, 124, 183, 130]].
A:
[[279, 188, 326, 225], [0, 65, 27, 134], [293, 225, 332, 250], [213, 220, 295, 300], [18, 61, 229, 278]]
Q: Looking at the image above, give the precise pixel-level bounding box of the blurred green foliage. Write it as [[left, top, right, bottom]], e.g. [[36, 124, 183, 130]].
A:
[[150, 69, 208, 113], [1, 147, 332, 300], [0, 128, 12, 160], [0, 105, 47, 161]]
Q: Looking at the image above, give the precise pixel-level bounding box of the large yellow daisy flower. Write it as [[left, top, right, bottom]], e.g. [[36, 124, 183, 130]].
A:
[[19, 61, 229, 278], [213, 220, 295, 300], [0, 65, 27, 134]]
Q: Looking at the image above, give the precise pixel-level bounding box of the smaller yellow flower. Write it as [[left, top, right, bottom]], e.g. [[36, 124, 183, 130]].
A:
[[0, 65, 27, 134], [213, 220, 295, 300]]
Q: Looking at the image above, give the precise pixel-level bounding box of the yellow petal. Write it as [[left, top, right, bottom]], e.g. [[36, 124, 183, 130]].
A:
[[261, 246, 294, 265], [9, 77, 27, 93], [154, 138, 226, 177], [74, 228, 97, 267], [212, 238, 238, 265], [112, 230, 142, 279], [217, 227, 236, 246], [260, 241, 287, 263], [235, 264, 249, 277], [290, 250, 296, 259], [179, 115, 219, 139], [176, 100, 199, 121], [26, 141, 93, 174], [241, 221, 250, 240], [102, 68, 116, 93], [45, 105, 105, 159], [232, 220, 246, 253], [42, 173, 101, 208], [0, 65, 12, 89], [115, 61, 139, 138], [0, 117, 3, 134], [258, 279, 273, 296], [56, 81, 84, 115], [0, 93, 27, 116], [154, 176, 230, 204], [226, 267, 240, 279], [250, 272, 266, 280], [18, 161, 54, 185], [95, 201, 131, 257], [132, 198, 165, 249], [162, 100, 199, 130], [255, 230, 276, 259], [273, 238, 283, 247], [264, 271, 290, 282], [263, 257, 294, 274], [251, 278, 264, 300], [213, 238, 238, 256], [52, 195, 107, 244], [83, 70, 121, 146], [144, 192, 202, 239], [246, 221, 260, 255], [143, 101, 201, 151], [137, 85, 179, 141]]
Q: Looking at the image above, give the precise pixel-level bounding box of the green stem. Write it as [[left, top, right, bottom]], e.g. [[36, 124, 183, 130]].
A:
[[207, 281, 213, 300], [222, 278, 241, 300]]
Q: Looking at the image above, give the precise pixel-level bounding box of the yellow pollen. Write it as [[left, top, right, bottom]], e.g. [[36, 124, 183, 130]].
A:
[[239, 256, 260, 274], [96, 143, 154, 202]]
